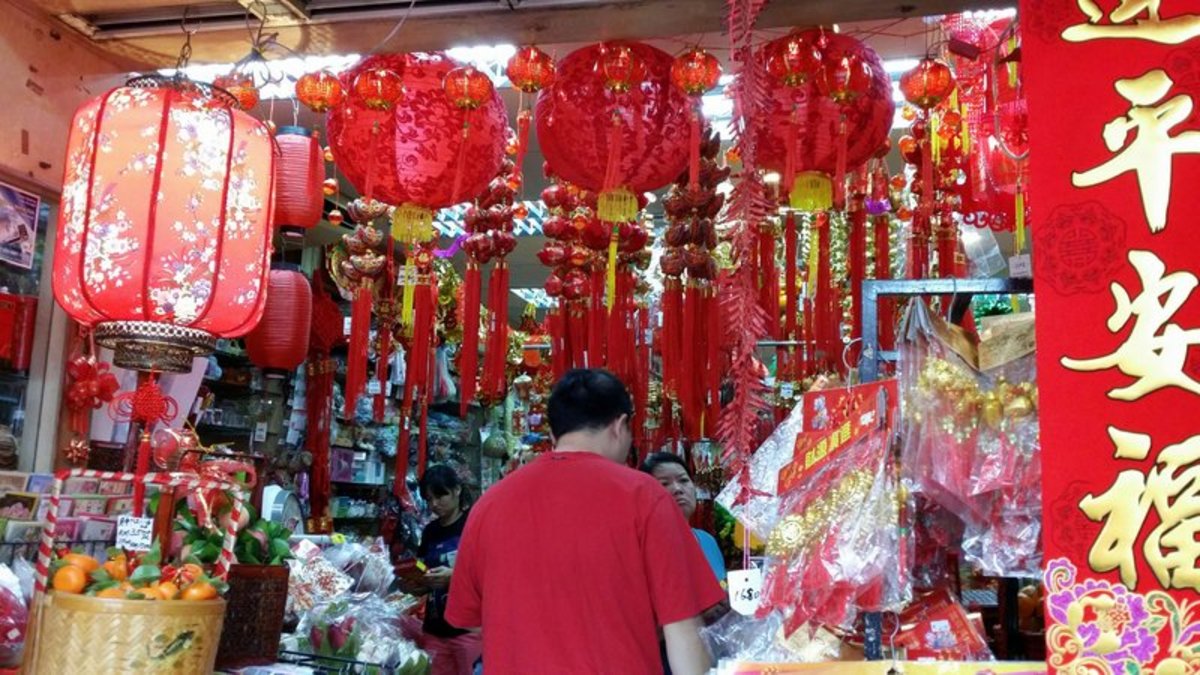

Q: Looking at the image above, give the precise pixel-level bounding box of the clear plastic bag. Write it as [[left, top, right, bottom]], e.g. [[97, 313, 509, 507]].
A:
[[894, 588, 994, 661], [323, 537, 395, 596], [703, 610, 842, 665], [716, 401, 807, 540], [295, 594, 430, 671]]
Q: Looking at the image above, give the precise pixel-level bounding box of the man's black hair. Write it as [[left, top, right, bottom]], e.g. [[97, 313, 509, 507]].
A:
[[547, 368, 634, 440], [639, 451, 691, 477], [419, 463, 471, 505]]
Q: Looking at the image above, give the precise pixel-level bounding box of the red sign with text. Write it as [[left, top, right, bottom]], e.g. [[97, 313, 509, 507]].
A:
[[1022, 1, 1200, 670]]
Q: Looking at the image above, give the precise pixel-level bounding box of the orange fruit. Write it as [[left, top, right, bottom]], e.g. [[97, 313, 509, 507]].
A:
[[103, 560, 128, 581], [156, 581, 180, 600], [177, 563, 204, 584], [62, 553, 100, 574], [180, 582, 218, 601], [52, 565, 87, 594], [96, 587, 125, 599]]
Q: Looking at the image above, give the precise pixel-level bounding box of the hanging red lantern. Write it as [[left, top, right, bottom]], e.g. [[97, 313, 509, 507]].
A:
[[899, 57, 957, 109], [444, 66, 495, 110], [295, 70, 345, 112], [214, 73, 260, 111], [537, 42, 692, 194], [328, 52, 507, 210], [596, 43, 647, 93], [53, 77, 274, 373], [507, 46, 556, 93], [815, 51, 874, 104], [245, 267, 313, 375], [353, 67, 404, 110], [671, 48, 722, 96], [273, 127, 326, 240], [765, 31, 823, 87]]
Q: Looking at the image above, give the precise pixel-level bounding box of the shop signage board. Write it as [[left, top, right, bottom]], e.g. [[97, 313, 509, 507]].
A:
[[1022, 1, 1200, 671], [0, 181, 40, 270]]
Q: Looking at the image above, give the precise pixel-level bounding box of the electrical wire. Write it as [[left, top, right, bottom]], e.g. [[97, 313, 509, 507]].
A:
[[370, 0, 421, 54]]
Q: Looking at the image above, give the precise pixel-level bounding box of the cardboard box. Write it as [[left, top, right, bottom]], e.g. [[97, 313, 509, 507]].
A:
[[0, 472, 27, 494], [71, 496, 109, 516], [4, 520, 43, 543], [97, 479, 132, 496], [105, 496, 135, 516], [77, 517, 117, 543], [0, 492, 39, 521], [351, 459, 386, 485], [52, 518, 81, 542], [25, 473, 54, 494], [331, 447, 355, 483], [64, 477, 101, 495]]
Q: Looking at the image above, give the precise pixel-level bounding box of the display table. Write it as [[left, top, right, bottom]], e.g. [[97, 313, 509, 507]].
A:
[[720, 663, 1046, 675]]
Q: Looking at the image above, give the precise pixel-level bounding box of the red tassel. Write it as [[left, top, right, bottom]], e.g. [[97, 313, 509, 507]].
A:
[[604, 113, 624, 191], [549, 307, 568, 379], [874, 215, 894, 351], [834, 115, 848, 210], [848, 205, 867, 368], [514, 108, 533, 179], [704, 287, 721, 439], [783, 107, 799, 204], [344, 284, 373, 419], [459, 263, 481, 417], [681, 283, 703, 440], [587, 267, 606, 368], [688, 107, 702, 191], [307, 360, 334, 531], [910, 211, 930, 279], [661, 279, 682, 405], [758, 227, 779, 340], [451, 118, 470, 204], [920, 133, 934, 218], [567, 302, 587, 369], [782, 212, 798, 381]]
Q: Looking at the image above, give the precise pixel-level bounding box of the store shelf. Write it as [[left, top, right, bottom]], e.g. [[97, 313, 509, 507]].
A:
[[194, 423, 254, 436], [331, 515, 381, 522], [201, 378, 260, 398]]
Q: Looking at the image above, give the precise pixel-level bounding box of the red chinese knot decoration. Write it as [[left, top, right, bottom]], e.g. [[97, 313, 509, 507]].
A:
[[352, 67, 404, 111], [671, 49, 722, 96], [506, 46, 555, 93], [900, 58, 957, 109], [52, 78, 275, 373], [296, 70, 345, 112]]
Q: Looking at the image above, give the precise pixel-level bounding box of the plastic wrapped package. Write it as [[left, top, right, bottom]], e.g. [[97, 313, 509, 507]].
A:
[[322, 537, 395, 596], [909, 495, 965, 591], [287, 554, 354, 614], [702, 610, 842, 665], [894, 589, 994, 661], [0, 564, 26, 667], [295, 594, 431, 672], [716, 401, 806, 539]]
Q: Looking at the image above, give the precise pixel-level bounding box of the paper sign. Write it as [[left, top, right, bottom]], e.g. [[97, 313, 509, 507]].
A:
[[115, 515, 154, 552], [728, 567, 763, 616], [1008, 253, 1032, 278], [254, 422, 268, 442], [367, 380, 382, 396], [343, 316, 352, 336]]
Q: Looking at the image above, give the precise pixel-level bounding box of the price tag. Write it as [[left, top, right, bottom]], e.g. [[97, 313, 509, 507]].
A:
[[343, 316, 352, 336], [727, 566, 764, 616], [1008, 253, 1032, 279], [115, 515, 154, 552], [254, 422, 268, 442], [367, 380, 382, 396], [779, 382, 795, 399]]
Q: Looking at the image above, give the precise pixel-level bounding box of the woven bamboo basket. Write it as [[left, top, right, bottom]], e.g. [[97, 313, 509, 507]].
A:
[[23, 591, 226, 674]]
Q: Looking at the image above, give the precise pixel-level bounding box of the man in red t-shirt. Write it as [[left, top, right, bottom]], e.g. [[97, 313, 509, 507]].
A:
[[446, 369, 725, 674]]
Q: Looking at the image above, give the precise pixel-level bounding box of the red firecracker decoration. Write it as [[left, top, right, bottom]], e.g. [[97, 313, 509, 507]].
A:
[[273, 127, 326, 240], [899, 58, 956, 109], [507, 46, 556, 93], [245, 267, 313, 375], [296, 70, 345, 112], [353, 67, 404, 110]]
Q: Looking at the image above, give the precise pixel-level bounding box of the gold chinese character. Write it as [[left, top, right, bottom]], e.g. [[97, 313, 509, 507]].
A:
[[1064, 0, 1200, 43], [1072, 70, 1200, 233], [1081, 426, 1200, 591], [1062, 250, 1200, 399]]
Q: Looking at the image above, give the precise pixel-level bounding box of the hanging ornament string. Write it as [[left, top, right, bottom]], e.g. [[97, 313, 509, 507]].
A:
[[109, 372, 179, 517]]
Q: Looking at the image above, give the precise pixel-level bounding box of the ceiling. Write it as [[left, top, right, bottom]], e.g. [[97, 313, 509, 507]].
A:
[[20, 0, 1013, 322]]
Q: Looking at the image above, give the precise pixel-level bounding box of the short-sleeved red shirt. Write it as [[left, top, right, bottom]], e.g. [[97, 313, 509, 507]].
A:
[[446, 451, 725, 674]]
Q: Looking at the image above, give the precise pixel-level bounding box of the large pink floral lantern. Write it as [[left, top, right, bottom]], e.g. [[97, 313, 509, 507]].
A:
[[53, 77, 275, 373]]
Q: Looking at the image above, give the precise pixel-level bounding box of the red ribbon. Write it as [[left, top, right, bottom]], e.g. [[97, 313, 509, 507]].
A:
[[459, 263, 482, 417]]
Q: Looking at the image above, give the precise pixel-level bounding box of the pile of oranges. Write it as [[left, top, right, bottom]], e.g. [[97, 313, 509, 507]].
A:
[[51, 547, 220, 602]]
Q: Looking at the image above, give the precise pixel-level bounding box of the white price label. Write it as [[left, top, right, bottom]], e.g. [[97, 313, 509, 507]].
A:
[[727, 567, 764, 616], [254, 422, 268, 442], [367, 380, 382, 395], [343, 316, 352, 336], [779, 382, 795, 399], [115, 515, 154, 552], [1009, 254, 1032, 279]]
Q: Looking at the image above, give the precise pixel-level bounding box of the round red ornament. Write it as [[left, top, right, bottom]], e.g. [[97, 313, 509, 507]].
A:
[[352, 67, 404, 111], [596, 43, 647, 93], [507, 46, 555, 93], [815, 50, 873, 104], [327, 53, 507, 210], [214, 73, 260, 111], [899, 58, 956, 109], [444, 66, 494, 110], [755, 30, 893, 178], [765, 31, 823, 87], [671, 49, 721, 97], [296, 70, 345, 112], [536, 42, 692, 193]]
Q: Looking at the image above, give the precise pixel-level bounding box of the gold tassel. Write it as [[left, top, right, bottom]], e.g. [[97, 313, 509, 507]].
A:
[[606, 226, 619, 311], [806, 218, 820, 299], [960, 103, 970, 155], [789, 172, 833, 213], [598, 188, 638, 223]]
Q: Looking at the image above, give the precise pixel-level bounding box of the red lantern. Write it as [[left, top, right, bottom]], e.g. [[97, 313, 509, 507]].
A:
[[273, 127, 326, 239], [53, 79, 274, 372], [596, 43, 647, 93], [765, 31, 823, 87], [507, 46, 555, 93], [214, 73, 259, 110], [537, 42, 692, 193], [328, 53, 507, 210], [353, 67, 404, 111], [755, 30, 893, 178], [245, 267, 313, 374], [815, 51, 874, 104], [296, 70, 345, 112], [671, 49, 722, 96], [444, 66, 494, 110], [899, 58, 956, 109]]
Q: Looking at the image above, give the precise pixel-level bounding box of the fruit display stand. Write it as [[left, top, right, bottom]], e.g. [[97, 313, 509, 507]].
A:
[[22, 469, 246, 674]]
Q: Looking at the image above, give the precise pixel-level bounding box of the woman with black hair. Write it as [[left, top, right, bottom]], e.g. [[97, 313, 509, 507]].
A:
[[417, 464, 480, 675], [640, 452, 727, 583]]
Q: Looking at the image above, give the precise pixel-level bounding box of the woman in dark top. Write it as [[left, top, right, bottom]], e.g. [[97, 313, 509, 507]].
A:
[[417, 465, 480, 675]]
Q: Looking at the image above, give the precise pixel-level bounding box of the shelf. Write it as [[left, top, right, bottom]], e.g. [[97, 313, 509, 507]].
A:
[[194, 424, 254, 436], [202, 379, 260, 397], [332, 516, 381, 523], [333, 480, 386, 488]]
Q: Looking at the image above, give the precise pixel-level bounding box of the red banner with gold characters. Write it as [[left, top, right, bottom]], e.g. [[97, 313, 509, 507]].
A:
[[1022, 1, 1200, 672]]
